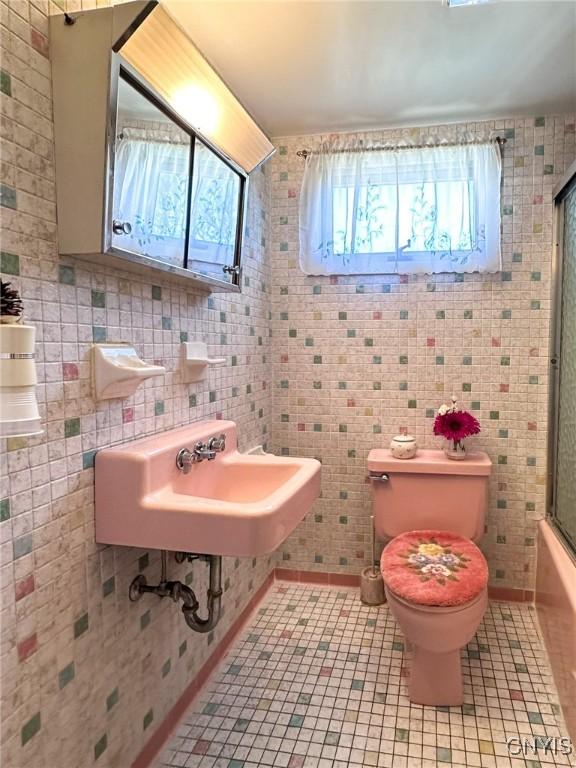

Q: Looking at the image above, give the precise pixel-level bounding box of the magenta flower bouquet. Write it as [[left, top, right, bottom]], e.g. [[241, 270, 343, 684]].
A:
[[433, 397, 480, 460]]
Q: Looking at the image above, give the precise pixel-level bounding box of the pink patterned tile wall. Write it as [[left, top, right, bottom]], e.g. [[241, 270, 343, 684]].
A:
[[269, 118, 575, 590], [0, 2, 274, 766]]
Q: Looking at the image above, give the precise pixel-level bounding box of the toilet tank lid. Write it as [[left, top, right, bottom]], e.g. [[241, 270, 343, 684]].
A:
[[367, 449, 492, 476]]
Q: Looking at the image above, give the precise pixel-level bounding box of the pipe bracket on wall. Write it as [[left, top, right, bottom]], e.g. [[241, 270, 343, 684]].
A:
[[92, 343, 165, 400]]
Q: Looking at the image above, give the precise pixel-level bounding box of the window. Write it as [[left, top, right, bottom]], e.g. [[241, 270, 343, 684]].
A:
[[299, 143, 501, 275]]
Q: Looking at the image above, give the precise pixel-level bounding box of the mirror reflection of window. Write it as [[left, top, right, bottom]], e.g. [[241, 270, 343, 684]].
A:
[[112, 76, 191, 268], [188, 138, 241, 280]]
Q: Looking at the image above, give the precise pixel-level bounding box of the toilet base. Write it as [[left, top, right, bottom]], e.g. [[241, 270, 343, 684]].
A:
[[409, 647, 463, 706]]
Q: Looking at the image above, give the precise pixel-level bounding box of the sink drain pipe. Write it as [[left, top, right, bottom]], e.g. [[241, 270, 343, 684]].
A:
[[128, 552, 222, 634], [180, 555, 222, 633]]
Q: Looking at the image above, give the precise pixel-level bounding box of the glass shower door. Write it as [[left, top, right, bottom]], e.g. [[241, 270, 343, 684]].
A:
[[551, 177, 576, 554]]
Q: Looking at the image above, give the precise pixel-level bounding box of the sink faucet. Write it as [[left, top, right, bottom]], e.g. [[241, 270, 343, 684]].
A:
[[176, 434, 226, 473]]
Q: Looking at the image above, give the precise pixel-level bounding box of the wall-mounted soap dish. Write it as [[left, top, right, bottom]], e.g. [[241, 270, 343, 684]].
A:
[[181, 342, 225, 383], [92, 343, 165, 400]]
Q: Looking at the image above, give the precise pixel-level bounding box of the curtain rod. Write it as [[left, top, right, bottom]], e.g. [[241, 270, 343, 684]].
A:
[[296, 136, 507, 159]]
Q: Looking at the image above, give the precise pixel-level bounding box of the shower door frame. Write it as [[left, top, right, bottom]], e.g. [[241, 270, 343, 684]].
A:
[[548, 159, 576, 559]]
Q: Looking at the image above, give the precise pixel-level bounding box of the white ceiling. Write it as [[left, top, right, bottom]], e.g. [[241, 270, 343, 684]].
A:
[[164, 0, 576, 138]]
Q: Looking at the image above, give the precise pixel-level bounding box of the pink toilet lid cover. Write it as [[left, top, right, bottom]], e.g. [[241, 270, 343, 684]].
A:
[[381, 530, 488, 607]]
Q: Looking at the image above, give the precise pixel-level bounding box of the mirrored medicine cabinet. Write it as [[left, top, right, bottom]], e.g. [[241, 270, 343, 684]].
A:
[[50, 1, 275, 292]]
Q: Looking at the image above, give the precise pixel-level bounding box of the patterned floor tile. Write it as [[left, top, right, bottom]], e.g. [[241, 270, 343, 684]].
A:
[[156, 585, 574, 768]]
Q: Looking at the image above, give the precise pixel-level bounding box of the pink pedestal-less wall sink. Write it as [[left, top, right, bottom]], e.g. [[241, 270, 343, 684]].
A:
[[95, 420, 321, 557]]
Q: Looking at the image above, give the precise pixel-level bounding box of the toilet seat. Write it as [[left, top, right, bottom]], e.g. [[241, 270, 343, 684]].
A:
[[381, 529, 488, 608]]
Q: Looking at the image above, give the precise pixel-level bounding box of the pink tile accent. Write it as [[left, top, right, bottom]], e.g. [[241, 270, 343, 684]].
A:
[[500, 384, 510, 393], [17, 633, 38, 662], [329, 276, 338, 285], [426, 337, 435, 347], [288, 189, 297, 198], [533, 194, 544, 204], [280, 630, 292, 638], [491, 337, 501, 347], [280, 354, 288, 363], [528, 422, 537, 431], [509, 689, 524, 701], [191, 740, 210, 755], [15, 574, 35, 601], [30, 28, 49, 57], [62, 363, 79, 381], [288, 756, 305, 768], [122, 407, 134, 424], [319, 667, 333, 676], [297, 423, 305, 431], [373, 311, 382, 320], [347, 399, 355, 407]]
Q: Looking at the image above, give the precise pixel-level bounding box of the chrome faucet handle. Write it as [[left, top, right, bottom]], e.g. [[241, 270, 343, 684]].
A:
[[176, 447, 195, 474], [207, 433, 226, 453]]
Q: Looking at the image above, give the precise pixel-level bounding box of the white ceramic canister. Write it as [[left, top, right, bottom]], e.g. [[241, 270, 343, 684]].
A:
[[389, 434, 417, 459]]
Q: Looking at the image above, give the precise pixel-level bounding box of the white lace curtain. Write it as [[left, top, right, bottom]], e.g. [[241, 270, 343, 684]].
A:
[[113, 137, 238, 267], [299, 141, 502, 276]]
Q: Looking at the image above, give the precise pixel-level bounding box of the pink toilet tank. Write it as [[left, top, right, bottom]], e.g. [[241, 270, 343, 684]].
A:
[[367, 449, 492, 542]]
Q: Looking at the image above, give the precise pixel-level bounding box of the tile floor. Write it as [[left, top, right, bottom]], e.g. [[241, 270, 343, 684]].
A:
[[156, 584, 574, 768]]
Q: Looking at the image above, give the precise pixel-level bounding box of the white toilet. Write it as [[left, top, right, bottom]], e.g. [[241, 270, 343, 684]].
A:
[[368, 448, 492, 705]]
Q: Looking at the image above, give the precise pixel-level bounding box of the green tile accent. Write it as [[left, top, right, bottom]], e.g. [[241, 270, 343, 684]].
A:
[[0, 497, 10, 522], [534, 145, 544, 156], [74, 613, 89, 639], [151, 285, 162, 300], [501, 309, 512, 319], [106, 687, 119, 711], [490, 411, 499, 420], [535, 116, 545, 127], [13, 534, 32, 559], [0, 184, 17, 209], [408, 399, 417, 408], [161, 316, 172, 330], [94, 733, 107, 760], [0, 69, 11, 96], [463, 309, 473, 319], [189, 394, 197, 408], [143, 709, 153, 730], [82, 450, 97, 470], [154, 401, 165, 416], [437, 747, 452, 763], [21, 712, 41, 746], [1, 251, 19, 275], [500, 356, 510, 366], [92, 326, 106, 342], [162, 659, 171, 678], [140, 610, 151, 630], [59, 264, 76, 285], [395, 728, 409, 742], [102, 576, 115, 598], [544, 164, 554, 175], [288, 713, 305, 727], [64, 418, 80, 438], [58, 662, 75, 689], [179, 641, 187, 657], [91, 290, 105, 308], [436, 310, 445, 319]]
